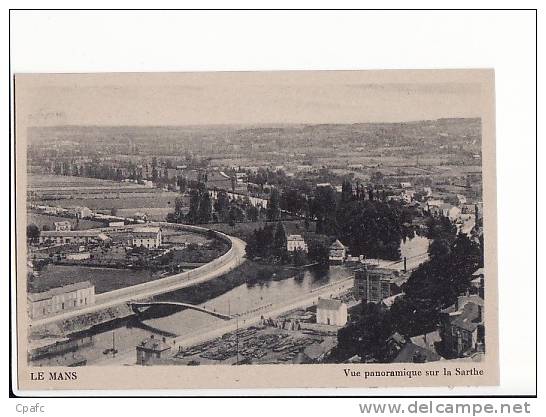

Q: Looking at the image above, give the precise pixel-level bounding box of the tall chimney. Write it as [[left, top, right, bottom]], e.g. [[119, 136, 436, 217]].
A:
[[403, 257, 407, 273]]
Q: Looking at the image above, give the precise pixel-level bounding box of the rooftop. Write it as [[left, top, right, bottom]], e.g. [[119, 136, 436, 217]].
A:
[[303, 337, 337, 360], [137, 336, 171, 352], [317, 298, 344, 311], [472, 267, 485, 277], [392, 342, 441, 363], [329, 239, 346, 249], [451, 302, 483, 333], [133, 226, 161, 234], [40, 230, 100, 237], [381, 293, 404, 308], [441, 294, 484, 314]]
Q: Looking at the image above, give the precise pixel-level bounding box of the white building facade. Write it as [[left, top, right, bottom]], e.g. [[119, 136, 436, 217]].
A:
[[316, 298, 348, 326], [27, 281, 95, 320]]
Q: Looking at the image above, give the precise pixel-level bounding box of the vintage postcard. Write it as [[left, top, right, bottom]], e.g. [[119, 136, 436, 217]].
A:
[[14, 69, 498, 390]]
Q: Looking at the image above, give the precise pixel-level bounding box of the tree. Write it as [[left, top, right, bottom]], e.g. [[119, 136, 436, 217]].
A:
[[187, 189, 201, 224], [245, 224, 276, 260], [245, 205, 259, 222], [336, 197, 405, 260], [228, 205, 244, 226], [273, 222, 287, 257], [27, 224, 40, 243], [292, 248, 307, 266], [280, 188, 307, 215], [341, 179, 353, 203], [214, 190, 230, 222], [177, 176, 187, 193], [307, 236, 330, 265], [426, 214, 457, 242], [198, 191, 212, 224], [402, 233, 482, 310], [267, 189, 281, 221], [309, 185, 337, 235], [336, 302, 393, 361], [428, 239, 450, 260]]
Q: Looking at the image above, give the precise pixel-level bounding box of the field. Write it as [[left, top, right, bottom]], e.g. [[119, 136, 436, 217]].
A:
[[29, 174, 181, 221], [28, 174, 144, 190], [30, 264, 161, 294], [36, 195, 180, 211], [27, 213, 103, 231], [162, 230, 209, 245]]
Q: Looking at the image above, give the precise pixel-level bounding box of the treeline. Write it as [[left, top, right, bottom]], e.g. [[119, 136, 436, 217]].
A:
[[308, 180, 416, 260], [167, 178, 418, 260], [166, 188, 262, 225], [245, 223, 287, 261]]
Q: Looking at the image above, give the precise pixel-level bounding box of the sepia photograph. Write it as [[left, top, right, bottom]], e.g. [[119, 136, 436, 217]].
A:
[[14, 69, 498, 389]]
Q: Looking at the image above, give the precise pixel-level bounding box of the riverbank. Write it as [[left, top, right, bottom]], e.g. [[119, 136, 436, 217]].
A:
[[29, 303, 136, 341]]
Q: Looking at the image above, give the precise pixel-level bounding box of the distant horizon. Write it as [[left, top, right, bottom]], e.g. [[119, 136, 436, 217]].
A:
[[28, 116, 482, 130]]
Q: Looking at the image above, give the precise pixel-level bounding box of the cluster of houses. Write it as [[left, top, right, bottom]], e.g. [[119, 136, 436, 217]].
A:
[[352, 265, 486, 363], [37, 224, 163, 249], [28, 225, 164, 320], [309, 263, 486, 364], [32, 204, 93, 219]]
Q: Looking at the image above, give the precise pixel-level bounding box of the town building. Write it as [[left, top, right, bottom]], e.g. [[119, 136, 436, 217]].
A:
[[54, 221, 71, 231], [71, 206, 92, 219], [354, 265, 393, 303], [206, 171, 233, 191], [380, 293, 404, 310], [456, 194, 467, 206], [301, 337, 338, 363], [65, 251, 91, 261], [328, 239, 347, 264], [39, 230, 108, 245], [316, 298, 348, 326], [131, 227, 162, 248], [136, 335, 172, 365], [439, 294, 485, 358], [27, 281, 95, 320], [386, 332, 440, 363], [286, 234, 308, 253], [108, 221, 125, 227], [426, 199, 445, 215], [401, 189, 415, 203], [441, 204, 462, 221], [471, 268, 485, 297]]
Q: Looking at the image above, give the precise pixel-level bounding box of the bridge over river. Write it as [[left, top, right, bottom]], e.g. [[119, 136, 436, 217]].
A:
[[128, 301, 232, 320]]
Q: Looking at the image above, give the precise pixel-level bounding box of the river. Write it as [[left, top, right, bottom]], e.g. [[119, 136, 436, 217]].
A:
[[31, 236, 429, 366]]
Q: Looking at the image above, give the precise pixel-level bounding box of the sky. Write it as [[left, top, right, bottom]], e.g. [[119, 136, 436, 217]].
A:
[[16, 71, 486, 126]]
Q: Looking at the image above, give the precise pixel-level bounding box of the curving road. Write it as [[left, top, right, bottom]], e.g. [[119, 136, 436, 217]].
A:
[[30, 233, 247, 328]]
